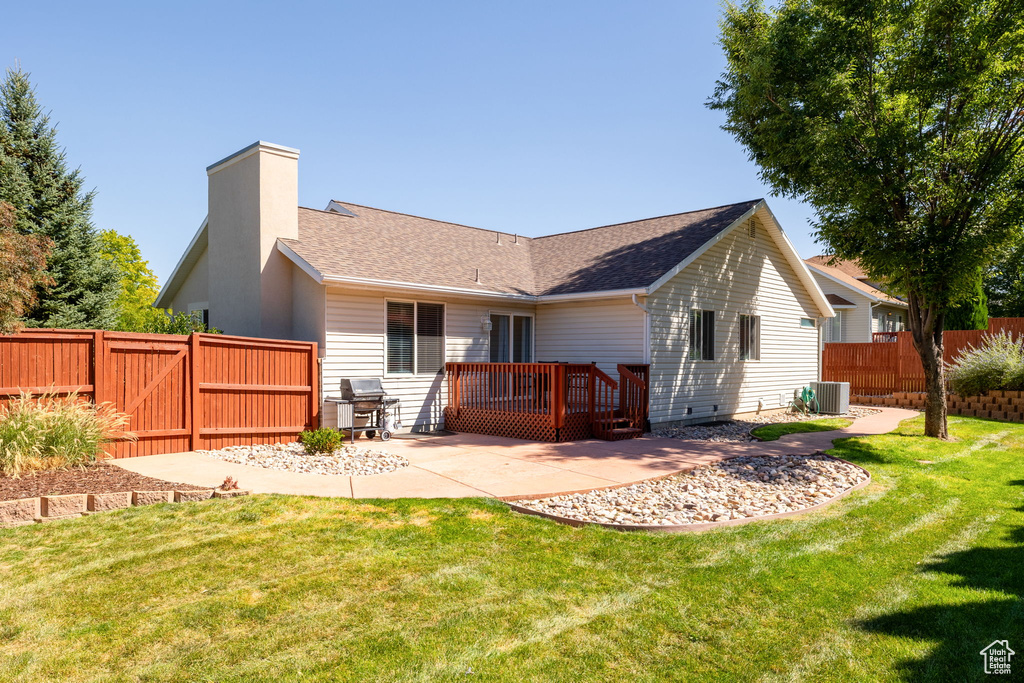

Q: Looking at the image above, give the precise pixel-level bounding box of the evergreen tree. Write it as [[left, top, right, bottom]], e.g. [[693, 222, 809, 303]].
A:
[[0, 67, 117, 328], [985, 239, 1024, 318]]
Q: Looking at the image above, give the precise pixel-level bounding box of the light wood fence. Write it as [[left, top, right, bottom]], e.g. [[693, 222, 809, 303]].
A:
[[0, 330, 319, 458]]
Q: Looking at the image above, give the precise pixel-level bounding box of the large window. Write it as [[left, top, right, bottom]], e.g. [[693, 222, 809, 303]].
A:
[[688, 309, 715, 361], [739, 314, 760, 360], [825, 311, 843, 342], [489, 313, 533, 362], [386, 301, 445, 375]]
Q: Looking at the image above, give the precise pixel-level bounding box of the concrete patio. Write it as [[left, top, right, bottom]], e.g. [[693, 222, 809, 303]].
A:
[[111, 407, 919, 499]]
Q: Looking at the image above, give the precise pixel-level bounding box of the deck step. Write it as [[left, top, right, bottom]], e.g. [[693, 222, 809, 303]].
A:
[[594, 426, 643, 441], [592, 417, 631, 427]]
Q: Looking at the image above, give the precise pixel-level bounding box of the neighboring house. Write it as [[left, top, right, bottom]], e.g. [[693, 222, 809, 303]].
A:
[[156, 142, 835, 431], [804, 256, 908, 343]]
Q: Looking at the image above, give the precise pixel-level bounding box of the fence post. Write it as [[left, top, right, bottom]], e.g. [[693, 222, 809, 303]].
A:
[[189, 333, 201, 451], [309, 343, 320, 429], [92, 329, 105, 406]]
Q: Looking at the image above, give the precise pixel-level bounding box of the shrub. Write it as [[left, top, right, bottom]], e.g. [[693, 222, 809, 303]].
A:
[[946, 331, 1024, 397], [299, 428, 342, 455], [0, 392, 134, 476]]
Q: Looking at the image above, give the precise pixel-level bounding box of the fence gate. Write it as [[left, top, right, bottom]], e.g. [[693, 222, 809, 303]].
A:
[[101, 332, 192, 458]]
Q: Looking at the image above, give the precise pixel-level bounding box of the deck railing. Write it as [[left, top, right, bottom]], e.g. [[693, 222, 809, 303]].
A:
[[872, 332, 899, 343], [617, 364, 649, 430], [445, 362, 649, 440]]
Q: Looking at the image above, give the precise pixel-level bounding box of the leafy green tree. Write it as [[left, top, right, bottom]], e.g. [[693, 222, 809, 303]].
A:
[[98, 229, 167, 332], [710, 0, 1024, 438], [984, 239, 1024, 318], [0, 201, 52, 334], [0, 67, 118, 329], [944, 269, 988, 331], [153, 311, 221, 335]]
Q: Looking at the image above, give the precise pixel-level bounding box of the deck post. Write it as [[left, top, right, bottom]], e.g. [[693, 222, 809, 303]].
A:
[[552, 364, 566, 430]]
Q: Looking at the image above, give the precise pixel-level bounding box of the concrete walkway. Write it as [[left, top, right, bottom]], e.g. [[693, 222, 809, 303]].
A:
[[111, 407, 919, 499]]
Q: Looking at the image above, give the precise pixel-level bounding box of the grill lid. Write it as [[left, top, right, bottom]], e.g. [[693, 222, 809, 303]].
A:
[[340, 378, 386, 400]]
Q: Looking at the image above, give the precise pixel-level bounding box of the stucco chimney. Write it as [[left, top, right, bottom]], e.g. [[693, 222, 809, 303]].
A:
[[206, 141, 300, 338]]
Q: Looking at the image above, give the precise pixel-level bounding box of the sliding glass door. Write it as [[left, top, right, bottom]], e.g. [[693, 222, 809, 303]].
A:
[[489, 314, 533, 363]]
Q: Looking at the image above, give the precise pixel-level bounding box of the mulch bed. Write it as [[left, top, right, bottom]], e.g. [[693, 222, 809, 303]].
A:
[[0, 462, 210, 501]]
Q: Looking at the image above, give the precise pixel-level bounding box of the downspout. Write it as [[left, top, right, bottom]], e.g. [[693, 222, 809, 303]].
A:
[[631, 293, 651, 364], [869, 301, 883, 341]]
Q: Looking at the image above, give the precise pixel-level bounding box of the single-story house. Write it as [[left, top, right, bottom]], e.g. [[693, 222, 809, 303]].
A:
[[804, 256, 908, 343], [156, 141, 835, 433]]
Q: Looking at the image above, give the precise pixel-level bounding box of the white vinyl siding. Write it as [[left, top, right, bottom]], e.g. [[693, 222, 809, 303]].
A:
[[808, 271, 904, 343], [647, 217, 820, 425], [323, 287, 534, 430], [534, 298, 646, 382], [872, 305, 906, 334]]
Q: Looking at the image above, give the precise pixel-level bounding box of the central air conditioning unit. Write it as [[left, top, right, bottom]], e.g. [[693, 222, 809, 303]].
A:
[[811, 381, 850, 415]]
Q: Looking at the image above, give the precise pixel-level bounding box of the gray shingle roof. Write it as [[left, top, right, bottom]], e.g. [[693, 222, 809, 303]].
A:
[[281, 199, 761, 297]]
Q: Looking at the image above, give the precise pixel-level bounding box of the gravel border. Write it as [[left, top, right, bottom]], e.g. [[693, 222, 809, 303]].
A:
[[503, 455, 871, 533], [199, 442, 409, 476]]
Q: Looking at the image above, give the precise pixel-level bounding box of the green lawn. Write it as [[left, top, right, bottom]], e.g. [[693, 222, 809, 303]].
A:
[[2, 416, 1022, 682], [751, 417, 853, 441]]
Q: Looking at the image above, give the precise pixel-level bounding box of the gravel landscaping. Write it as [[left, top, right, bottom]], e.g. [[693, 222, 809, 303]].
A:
[[510, 453, 869, 526], [652, 406, 882, 442], [199, 442, 410, 476], [0, 463, 210, 502]]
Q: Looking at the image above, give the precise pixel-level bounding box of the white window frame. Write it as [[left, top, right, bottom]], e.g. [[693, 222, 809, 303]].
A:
[[825, 311, 843, 342], [487, 310, 536, 363], [688, 308, 716, 362], [384, 298, 447, 377], [739, 313, 761, 361]]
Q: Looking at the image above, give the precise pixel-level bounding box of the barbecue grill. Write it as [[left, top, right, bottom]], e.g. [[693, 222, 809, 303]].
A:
[[325, 378, 401, 442]]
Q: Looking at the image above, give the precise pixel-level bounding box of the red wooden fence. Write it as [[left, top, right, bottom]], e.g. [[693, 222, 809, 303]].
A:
[[0, 329, 319, 458], [823, 318, 1024, 395]]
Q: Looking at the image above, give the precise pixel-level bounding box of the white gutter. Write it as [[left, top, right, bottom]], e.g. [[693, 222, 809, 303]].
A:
[[632, 294, 652, 364], [869, 301, 883, 339], [538, 287, 648, 303], [319, 273, 538, 302]]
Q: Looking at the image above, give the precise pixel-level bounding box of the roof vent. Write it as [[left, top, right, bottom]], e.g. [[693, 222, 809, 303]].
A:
[[325, 201, 358, 217], [748, 221, 756, 239]]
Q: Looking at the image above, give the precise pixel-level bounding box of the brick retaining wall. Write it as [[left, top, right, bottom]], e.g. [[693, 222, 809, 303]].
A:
[[853, 391, 1024, 422]]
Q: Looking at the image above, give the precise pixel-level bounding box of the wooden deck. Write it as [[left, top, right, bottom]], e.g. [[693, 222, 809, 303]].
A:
[[444, 362, 649, 442]]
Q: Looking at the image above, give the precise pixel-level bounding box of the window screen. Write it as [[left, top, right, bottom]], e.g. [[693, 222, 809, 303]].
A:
[[416, 303, 445, 374], [825, 311, 842, 342], [386, 301, 415, 374], [689, 309, 715, 361], [740, 314, 760, 360], [387, 301, 445, 374]]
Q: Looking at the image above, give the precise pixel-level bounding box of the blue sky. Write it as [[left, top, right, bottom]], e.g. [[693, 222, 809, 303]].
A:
[[3, 1, 824, 285]]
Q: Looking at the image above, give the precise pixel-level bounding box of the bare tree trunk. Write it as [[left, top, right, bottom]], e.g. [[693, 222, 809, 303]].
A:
[[907, 292, 949, 439]]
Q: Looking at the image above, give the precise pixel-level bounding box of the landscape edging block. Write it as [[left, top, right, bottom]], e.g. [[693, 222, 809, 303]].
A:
[[40, 494, 87, 517]]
